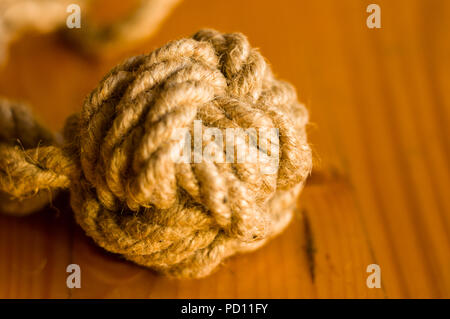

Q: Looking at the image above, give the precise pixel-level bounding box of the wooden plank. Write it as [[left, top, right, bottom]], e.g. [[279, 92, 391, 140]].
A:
[[0, 196, 72, 298]]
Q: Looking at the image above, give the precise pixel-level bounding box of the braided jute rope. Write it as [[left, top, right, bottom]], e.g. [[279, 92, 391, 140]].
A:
[[71, 0, 182, 55], [0, 29, 312, 278], [0, 0, 181, 65], [0, 0, 74, 63]]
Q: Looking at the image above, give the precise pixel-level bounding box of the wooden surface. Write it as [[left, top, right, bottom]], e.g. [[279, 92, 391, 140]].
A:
[[0, 0, 449, 298]]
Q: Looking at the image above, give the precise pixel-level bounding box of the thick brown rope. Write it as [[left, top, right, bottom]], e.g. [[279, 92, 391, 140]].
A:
[[71, 0, 182, 55], [0, 0, 181, 64], [0, 30, 312, 278], [0, 0, 74, 63]]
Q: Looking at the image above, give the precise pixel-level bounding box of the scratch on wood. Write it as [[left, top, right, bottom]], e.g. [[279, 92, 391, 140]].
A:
[[301, 209, 316, 282], [306, 167, 350, 186]]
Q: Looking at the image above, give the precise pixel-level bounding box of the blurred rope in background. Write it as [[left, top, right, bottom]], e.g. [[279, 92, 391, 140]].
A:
[[0, 0, 181, 65]]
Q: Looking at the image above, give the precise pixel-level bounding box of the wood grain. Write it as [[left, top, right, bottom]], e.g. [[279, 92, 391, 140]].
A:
[[0, 0, 448, 298]]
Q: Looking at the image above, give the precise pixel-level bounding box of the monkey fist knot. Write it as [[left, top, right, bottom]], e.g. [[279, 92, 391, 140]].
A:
[[0, 30, 312, 278]]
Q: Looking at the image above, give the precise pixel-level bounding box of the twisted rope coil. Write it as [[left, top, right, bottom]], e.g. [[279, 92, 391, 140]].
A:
[[0, 30, 312, 278], [0, 0, 181, 64], [0, 0, 73, 63]]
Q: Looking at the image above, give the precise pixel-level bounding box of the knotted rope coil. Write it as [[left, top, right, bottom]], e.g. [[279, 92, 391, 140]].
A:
[[0, 29, 312, 278]]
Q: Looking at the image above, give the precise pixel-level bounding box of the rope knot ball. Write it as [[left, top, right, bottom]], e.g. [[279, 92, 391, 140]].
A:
[[0, 29, 312, 278]]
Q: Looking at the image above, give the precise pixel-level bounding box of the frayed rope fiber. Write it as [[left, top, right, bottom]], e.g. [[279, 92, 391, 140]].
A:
[[0, 29, 312, 278]]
